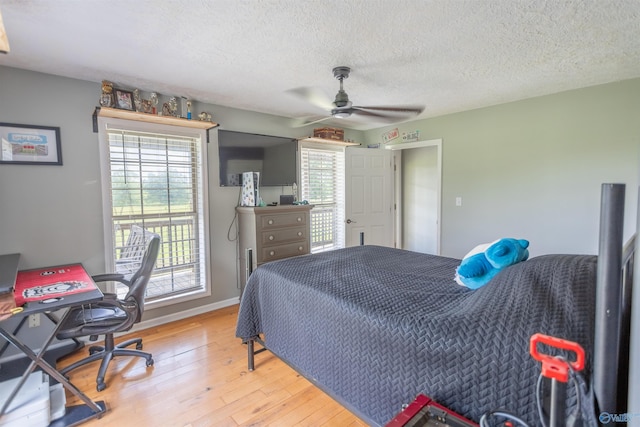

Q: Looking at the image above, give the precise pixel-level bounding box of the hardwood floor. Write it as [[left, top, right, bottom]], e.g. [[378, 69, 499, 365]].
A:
[[57, 305, 368, 427]]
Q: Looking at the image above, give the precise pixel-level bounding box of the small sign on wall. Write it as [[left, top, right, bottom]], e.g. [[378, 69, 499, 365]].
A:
[[382, 128, 399, 144], [402, 130, 420, 143]]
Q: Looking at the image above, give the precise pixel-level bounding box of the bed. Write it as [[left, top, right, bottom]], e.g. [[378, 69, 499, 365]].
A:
[[236, 184, 636, 426]]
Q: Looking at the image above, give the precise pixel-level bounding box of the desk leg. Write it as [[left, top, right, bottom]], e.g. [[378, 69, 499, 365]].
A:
[[0, 325, 105, 417], [0, 316, 28, 356]]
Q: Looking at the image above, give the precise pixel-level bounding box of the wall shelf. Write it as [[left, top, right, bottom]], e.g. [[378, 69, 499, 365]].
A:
[[93, 107, 218, 131], [298, 137, 360, 146]]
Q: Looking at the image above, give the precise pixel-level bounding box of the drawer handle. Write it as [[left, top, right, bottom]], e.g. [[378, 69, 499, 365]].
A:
[[297, 231, 302, 237], [298, 246, 303, 251], [269, 235, 274, 241], [269, 250, 275, 256], [268, 219, 274, 225], [297, 217, 302, 222]]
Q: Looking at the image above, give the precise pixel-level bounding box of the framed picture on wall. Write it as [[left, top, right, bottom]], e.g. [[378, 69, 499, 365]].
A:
[[114, 88, 135, 111], [0, 122, 62, 165]]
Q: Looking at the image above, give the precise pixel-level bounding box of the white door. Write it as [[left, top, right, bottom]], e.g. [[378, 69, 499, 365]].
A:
[[345, 148, 394, 247]]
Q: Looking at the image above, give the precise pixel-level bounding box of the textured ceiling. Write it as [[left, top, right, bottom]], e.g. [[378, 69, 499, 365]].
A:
[[1, 0, 639, 130]]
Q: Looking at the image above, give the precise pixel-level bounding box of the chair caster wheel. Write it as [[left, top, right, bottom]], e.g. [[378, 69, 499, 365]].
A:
[[96, 382, 106, 392], [146, 358, 154, 367]]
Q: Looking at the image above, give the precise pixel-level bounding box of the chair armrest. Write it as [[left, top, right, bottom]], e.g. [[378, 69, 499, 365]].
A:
[[92, 273, 126, 284]]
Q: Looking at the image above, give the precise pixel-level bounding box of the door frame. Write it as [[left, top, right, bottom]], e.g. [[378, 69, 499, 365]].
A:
[[385, 139, 442, 254]]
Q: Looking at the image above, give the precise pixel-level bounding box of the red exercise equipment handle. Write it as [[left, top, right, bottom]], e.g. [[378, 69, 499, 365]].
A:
[[530, 333, 585, 383]]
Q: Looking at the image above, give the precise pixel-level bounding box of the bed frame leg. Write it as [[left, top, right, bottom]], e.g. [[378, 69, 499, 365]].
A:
[[246, 336, 266, 371], [247, 338, 255, 371]]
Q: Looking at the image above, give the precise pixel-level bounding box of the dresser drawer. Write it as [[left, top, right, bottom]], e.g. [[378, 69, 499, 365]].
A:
[[237, 205, 313, 293], [260, 227, 306, 246], [258, 212, 307, 229], [260, 241, 309, 263]]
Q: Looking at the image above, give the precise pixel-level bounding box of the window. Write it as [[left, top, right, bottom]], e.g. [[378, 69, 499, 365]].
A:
[[299, 142, 345, 252], [97, 118, 210, 306]]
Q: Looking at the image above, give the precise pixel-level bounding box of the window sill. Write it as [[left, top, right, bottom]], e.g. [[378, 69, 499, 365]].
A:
[[144, 287, 212, 310]]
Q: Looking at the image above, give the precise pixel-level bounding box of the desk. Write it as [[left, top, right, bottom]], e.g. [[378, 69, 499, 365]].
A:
[[0, 254, 106, 425]]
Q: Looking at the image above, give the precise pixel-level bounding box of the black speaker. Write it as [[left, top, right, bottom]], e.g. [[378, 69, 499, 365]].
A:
[[280, 195, 294, 205]]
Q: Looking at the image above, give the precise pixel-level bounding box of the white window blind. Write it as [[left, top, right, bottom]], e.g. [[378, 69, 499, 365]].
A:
[[299, 143, 345, 252], [99, 122, 210, 306]]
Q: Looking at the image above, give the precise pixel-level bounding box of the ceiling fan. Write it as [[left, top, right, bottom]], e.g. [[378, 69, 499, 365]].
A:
[[290, 66, 424, 127]]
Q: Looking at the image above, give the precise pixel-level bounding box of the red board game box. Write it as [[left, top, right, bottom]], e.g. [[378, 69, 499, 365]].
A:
[[14, 264, 98, 306], [386, 394, 478, 427]]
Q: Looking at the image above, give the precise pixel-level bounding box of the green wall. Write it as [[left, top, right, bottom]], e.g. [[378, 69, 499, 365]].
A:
[[365, 79, 640, 258]]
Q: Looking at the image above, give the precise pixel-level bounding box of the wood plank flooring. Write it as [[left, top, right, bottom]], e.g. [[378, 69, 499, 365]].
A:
[[57, 305, 368, 427]]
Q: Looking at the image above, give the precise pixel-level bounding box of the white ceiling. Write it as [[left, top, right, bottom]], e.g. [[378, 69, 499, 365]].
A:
[[1, 0, 639, 130]]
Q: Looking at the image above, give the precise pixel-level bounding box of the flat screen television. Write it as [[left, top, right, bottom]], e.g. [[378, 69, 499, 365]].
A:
[[218, 130, 297, 187]]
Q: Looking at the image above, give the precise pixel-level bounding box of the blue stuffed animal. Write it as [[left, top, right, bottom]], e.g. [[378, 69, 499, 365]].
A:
[[455, 238, 530, 289]]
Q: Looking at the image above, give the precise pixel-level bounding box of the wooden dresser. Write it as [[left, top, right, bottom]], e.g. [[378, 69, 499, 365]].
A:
[[236, 205, 313, 293]]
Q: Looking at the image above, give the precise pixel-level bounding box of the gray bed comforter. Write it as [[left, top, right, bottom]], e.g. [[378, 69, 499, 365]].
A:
[[236, 245, 597, 426]]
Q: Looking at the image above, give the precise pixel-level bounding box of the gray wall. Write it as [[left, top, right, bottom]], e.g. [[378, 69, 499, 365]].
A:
[[365, 79, 640, 258], [1, 65, 638, 320], [0, 67, 104, 272], [0, 65, 363, 324]]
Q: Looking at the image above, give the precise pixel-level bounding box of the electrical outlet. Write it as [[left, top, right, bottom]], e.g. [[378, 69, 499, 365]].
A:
[[455, 197, 463, 207], [28, 314, 40, 328]]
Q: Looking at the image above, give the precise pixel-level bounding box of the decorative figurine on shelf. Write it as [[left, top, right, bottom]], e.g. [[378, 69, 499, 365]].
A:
[[99, 80, 115, 108], [161, 102, 171, 116], [150, 92, 159, 115], [133, 89, 142, 112], [141, 99, 153, 114], [168, 97, 178, 117], [186, 100, 192, 120], [198, 112, 212, 122]]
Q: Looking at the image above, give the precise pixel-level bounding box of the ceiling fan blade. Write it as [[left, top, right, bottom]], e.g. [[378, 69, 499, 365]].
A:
[[348, 109, 408, 123], [291, 67, 424, 126], [290, 115, 333, 128], [352, 105, 424, 115], [287, 87, 334, 111]]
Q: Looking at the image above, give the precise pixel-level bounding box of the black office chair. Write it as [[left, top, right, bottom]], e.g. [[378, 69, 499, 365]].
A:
[[57, 231, 160, 391]]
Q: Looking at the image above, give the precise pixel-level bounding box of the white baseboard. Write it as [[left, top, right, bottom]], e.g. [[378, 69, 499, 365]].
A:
[[128, 296, 240, 334]]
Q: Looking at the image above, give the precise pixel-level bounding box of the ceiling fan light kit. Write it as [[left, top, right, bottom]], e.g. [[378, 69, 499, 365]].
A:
[[292, 66, 424, 127]]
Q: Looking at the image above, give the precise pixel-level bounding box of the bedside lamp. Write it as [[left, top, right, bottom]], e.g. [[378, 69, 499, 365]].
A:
[[0, 9, 10, 54]]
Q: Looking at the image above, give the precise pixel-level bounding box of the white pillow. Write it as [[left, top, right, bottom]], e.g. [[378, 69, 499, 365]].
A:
[[453, 240, 497, 285]]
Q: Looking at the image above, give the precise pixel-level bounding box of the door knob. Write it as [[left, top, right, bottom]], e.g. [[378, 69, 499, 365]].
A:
[[346, 219, 357, 224]]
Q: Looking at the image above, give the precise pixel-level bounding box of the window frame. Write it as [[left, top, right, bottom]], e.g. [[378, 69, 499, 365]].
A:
[[298, 140, 346, 253], [97, 116, 211, 308]]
